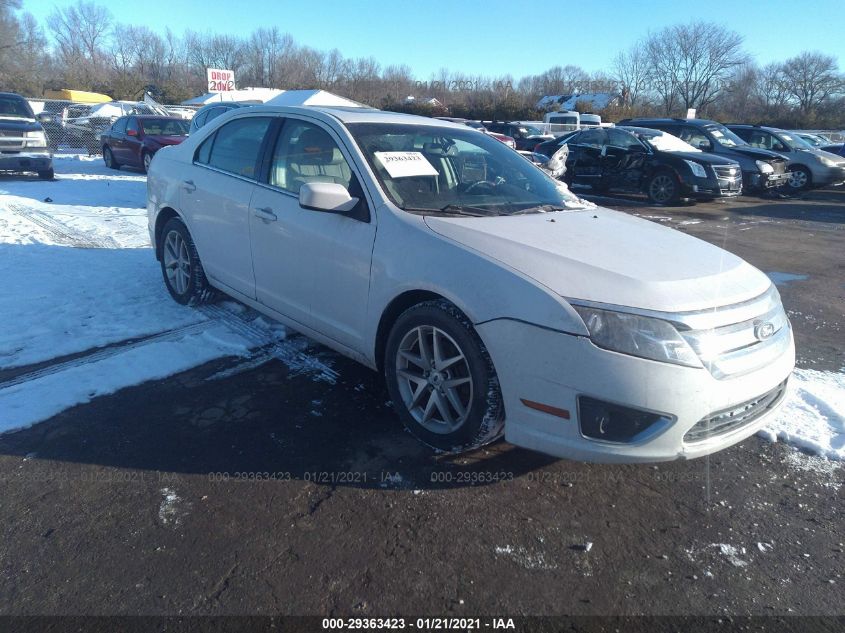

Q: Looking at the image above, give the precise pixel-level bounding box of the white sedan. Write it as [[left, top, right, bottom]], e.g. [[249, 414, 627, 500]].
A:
[[146, 104, 794, 462]]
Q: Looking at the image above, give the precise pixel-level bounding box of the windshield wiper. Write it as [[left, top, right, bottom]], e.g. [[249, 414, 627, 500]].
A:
[[437, 204, 499, 217], [509, 204, 569, 215]]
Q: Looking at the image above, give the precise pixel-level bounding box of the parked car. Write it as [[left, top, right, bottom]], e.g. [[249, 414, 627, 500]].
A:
[[34, 100, 73, 150], [101, 115, 189, 173], [618, 118, 790, 193], [147, 105, 794, 462], [484, 122, 554, 151], [188, 102, 254, 134], [435, 117, 516, 149], [64, 100, 170, 153], [727, 125, 845, 191], [535, 126, 742, 204], [791, 131, 843, 155], [0, 92, 53, 179]]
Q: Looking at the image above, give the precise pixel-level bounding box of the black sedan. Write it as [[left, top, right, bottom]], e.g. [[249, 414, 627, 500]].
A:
[[534, 127, 743, 204]]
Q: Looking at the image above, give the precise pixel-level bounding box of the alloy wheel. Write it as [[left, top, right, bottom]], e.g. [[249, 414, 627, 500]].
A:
[[788, 168, 808, 189], [163, 230, 191, 295], [395, 325, 474, 434], [649, 174, 675, 203]]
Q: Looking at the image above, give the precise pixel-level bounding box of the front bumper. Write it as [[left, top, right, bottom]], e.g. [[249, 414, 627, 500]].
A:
[[0, 151, 53, 173], [747, 170, 790, 190], [478, 319, 795, 463], [812, 165, 845, 187]]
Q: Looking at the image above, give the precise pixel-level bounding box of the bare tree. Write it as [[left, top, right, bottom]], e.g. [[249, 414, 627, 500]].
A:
[[47, 0, 112, 88], [612, 43, 649, 107], [644, 21, 747, 114], [781, 51, 843, 116]]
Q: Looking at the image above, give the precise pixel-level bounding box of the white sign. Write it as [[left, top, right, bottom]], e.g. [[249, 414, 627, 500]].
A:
[[207, 68, 236, 92], [375, 151, 439, 178], [686, 108, 696, 119]]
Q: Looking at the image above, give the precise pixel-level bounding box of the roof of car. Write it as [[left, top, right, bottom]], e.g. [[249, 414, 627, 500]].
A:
[[622, 117, 720, 126], [617, 125, 662, 135], [241, 105, 468, 129]]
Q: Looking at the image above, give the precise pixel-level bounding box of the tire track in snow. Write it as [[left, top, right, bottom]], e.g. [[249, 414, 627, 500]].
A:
[[8, 203, 120, 249]]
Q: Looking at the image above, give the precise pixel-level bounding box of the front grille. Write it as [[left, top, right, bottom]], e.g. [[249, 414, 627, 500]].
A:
[[713, 165, 740, 179], [712, 164, 742, 192], [684, 379, 788, 443], [0, 140, 24, 151]]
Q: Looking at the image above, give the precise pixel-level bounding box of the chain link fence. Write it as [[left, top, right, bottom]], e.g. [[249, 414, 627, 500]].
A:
[[27, 99, 196, 155]]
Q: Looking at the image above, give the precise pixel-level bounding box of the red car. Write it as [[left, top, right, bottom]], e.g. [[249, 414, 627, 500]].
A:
[[101, 115, 189, 173]]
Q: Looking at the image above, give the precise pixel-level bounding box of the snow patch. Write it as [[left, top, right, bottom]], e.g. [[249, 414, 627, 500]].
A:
[[494, 545, 557, 570], [759, 369, 845, 461], [158, 487, 187, 527]]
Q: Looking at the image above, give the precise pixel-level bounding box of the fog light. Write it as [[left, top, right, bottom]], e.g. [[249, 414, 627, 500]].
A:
[[578, 396, 670, 443]]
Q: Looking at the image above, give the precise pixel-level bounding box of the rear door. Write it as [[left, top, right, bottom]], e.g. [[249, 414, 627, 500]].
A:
[[179, 115, 274, 299], [249, 116, 376, 350]]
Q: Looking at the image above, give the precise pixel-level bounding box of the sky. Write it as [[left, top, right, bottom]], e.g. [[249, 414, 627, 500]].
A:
[[24, 0, 845, 80]]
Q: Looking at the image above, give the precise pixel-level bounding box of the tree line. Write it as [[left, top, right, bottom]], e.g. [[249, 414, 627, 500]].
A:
[[1, 0, 843, 129]]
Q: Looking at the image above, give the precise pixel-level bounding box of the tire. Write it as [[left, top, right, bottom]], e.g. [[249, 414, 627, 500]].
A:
[[384, 300, 505, 453], [787, 165, 811, 191], [159, 218, 215, 306], [142, 152, 152, 174], [38, 168, 54, 180], [646, 170, 680, 205], [103, 146, 120, 170]]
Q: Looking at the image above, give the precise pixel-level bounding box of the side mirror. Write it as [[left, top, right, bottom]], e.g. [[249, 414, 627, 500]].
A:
[[697, 141, 712, 151], [299, 182, 359, 213], [36, 112, 51, 124]]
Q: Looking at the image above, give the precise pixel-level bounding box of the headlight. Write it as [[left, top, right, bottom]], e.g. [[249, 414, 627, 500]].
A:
[[756, 160, 774, 174], [819, 155, 838, 167], [24, 130, 47, 148], [684, 160, 707, 178], [573, 306, 701, 368]]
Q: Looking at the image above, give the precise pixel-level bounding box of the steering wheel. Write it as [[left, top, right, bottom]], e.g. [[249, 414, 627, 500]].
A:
[[465, 180, 498, 194]]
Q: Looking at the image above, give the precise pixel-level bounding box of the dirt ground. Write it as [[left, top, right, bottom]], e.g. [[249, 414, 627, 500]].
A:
[[0, 186, 842, 626]]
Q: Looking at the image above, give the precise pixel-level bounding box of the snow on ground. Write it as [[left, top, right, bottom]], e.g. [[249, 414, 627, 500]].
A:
[[0, 155, 307, 434], [759, 368, 845, 462]]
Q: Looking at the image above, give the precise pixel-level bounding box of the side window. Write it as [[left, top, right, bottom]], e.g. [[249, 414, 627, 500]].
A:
[[112, 117, 128, 134], [731, 127, 752, 143], [606, 129, 643, 150], [196, 134, 213, 165], [269, 120, 354, 194], [576, 128, 607, 148], [204, 116, 271, 179], [126, 117, 139, 135]]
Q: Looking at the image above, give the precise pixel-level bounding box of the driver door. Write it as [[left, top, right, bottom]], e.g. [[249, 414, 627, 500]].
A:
[[567, 128, 606, 185], [249, 117, 376, 352], [603, 129, 649, 190]]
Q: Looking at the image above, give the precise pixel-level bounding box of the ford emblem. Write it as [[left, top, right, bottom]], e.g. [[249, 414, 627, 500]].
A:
[[754, 322, 775, 340]]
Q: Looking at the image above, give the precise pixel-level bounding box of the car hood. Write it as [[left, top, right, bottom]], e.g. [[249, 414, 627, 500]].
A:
[[424, 208, 771, 313], [0, 117, 41, 133], [728, 145, 786, 162], [146, 134, 187, 146]]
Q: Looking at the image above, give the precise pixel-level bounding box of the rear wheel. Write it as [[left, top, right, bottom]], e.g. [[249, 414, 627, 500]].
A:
[[647, 170, 679, 204], [385, 300, 504, 453], [159, 218, 215, 305], [103, 146, 120, 170], [38, 168, 54, 180]]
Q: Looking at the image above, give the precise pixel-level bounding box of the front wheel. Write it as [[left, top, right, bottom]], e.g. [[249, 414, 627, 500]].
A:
[[159, 218, 215, 305], [787, 166, 811, 191], [38, 168, 54, 180], [142, 152, 152, 174], [646, 170, 679, 204], [385, 300, 504, 452]]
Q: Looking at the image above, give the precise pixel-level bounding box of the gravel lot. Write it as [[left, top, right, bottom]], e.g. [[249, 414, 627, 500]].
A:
[[0, 173, 842, 625]]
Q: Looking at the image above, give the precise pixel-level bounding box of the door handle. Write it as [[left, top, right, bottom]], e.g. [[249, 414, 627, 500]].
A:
[[182, 180, 196, 193], [253, 207, 277, 222]]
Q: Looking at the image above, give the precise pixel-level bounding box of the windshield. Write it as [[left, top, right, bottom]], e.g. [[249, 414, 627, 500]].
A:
[[140, 118, 189, 136], [520, 125, 543, 136], [777, 132, 812, 150], [642, 131, 699, 153], [707, 124, 746, 148], [347, 122, 587, 216], [0, 96, 34, 119]]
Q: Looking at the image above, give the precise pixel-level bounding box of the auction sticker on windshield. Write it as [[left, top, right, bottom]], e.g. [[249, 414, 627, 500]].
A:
[[375, 151, 439, 178]]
